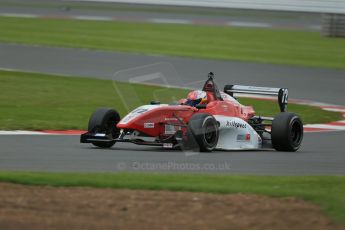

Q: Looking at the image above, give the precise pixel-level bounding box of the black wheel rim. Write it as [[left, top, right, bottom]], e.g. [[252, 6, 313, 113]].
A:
[[105, 117, 119, 138], [203, 120, 218, 147], [291, 120, 302, 146]]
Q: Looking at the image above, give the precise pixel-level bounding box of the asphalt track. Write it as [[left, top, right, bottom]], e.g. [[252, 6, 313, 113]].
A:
[[1, 43, 345, 105], [0, 0, 321, 30], [0, 43, 345, 174], [0, 132, 344, 175]]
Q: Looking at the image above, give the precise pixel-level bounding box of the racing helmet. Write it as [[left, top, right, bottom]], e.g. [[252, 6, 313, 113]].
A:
[[186, 90, 207, 107]]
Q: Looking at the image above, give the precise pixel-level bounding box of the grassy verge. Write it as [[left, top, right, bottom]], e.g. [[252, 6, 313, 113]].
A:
[[0, 70, 341, 130], [0, 172, 344, 222], [1, 17, 345, 69]]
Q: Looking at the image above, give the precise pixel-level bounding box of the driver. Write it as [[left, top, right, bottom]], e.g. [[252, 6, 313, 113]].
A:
[[183, 90, 208, 107]]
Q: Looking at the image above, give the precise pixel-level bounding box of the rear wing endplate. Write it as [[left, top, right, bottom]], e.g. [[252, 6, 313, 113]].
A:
[[224, 85, 288, 112]]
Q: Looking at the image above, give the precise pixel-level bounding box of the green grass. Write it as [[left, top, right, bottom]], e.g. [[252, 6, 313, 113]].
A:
[[0, 70, 341, 130], [0, 172, 344, 223], [1, 17, 345, 69]]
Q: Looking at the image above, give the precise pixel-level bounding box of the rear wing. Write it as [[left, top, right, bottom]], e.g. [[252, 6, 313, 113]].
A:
[[224, 85, 288, 112]]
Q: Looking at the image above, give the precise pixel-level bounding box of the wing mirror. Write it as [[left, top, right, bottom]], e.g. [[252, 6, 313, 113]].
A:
[[196, 104, 207, 109], [150, 101, 160, 105]]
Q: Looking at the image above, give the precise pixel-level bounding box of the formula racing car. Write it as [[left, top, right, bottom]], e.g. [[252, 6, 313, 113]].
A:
[[81, 72, 303, 152]]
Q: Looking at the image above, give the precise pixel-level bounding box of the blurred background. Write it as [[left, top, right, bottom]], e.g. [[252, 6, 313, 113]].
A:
[[0, 2, 345, 228]]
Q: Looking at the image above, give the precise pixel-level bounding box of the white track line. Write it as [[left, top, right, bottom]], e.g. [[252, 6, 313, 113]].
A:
[[0, 13, 39, 18], [73, 16, 113, 21], [304, 124, 345, 131], [322, 108, 345, 113], [148, 18, 192, 24], [228, 21, 271, 28], [0, 131, 50, 135]]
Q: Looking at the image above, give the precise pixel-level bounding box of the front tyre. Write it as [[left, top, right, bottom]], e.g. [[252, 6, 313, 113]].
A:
[[187, 113, 219, 152], [271, 112, 303, 152], [88, 108, 120, 148]]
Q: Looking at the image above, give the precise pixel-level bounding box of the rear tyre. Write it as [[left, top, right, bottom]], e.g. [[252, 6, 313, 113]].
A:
[[186, 113, 219, 152], [271, 112, 303, 152], [88, 108, 120, 148]]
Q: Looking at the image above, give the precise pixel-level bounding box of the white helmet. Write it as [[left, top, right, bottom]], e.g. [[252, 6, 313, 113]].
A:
[[186, 90, 207, 106]]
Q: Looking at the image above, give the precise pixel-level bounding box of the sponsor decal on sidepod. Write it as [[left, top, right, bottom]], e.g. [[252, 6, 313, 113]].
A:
[[144, 123, 155, 128], [226, 120, 247, 129]]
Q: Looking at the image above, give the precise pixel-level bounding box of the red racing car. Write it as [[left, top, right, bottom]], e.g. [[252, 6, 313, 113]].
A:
[[81, 72, 303, 152]]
